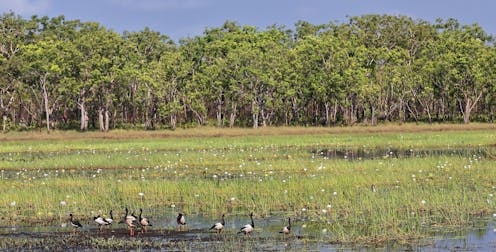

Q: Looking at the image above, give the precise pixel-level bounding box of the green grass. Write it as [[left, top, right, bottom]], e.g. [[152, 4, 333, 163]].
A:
[[1, 125, 495, 244]]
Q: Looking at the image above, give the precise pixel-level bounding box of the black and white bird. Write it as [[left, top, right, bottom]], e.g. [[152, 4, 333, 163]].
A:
[[371, 184, 377, 193], [209, 214, 225, 234], [238, 212, 254, 237], [279, 217, 291, 235], [93, 214, 110, 232], [121, 207, 138, 236], [104, 210, 114, 228], [176, 213, 186, 231], [139, 208, 152, 233], [69, 213, 83, 234]]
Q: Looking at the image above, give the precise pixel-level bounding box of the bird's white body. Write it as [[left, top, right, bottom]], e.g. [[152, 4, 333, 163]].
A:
[[94, 216, 108, 226], [213, 222, 224, 231], [210, 214, 225, 233], [280, 217, 291, 235], [178, 215, 186, 225], [239, 213, 255, 237], [280, 225, 290, 234], [71, 222, 81, 228], [240, 224, 254, 234], [104, 218, 113, 224], [139, 208, 152, 233], [126, 215, 137, 227], [141, 218, 150, 226], [104, 210, 113, 225]]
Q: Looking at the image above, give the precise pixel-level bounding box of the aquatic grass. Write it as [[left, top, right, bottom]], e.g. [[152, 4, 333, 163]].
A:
[[1, 127, 496, 245]]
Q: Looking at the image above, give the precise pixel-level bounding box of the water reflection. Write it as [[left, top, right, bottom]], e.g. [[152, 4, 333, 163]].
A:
[[427, 221, 496, 251], [313, 146, 490, 160], [1, 212, 495, 251]]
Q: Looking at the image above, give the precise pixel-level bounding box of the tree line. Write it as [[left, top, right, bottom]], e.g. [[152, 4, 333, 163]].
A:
[[1, 12, 495, 132]]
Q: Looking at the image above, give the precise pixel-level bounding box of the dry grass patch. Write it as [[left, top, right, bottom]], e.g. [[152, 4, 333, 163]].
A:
[[1, 123, 495, 141]]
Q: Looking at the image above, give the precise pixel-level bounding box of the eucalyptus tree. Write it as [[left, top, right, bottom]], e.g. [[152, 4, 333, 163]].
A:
[[93, 28, 123, 132], [191, 21, 242, 127], [349, 15, 425, 123], [252, 25, 292, 127], [122, 28, 172, 129], [443, 24, 490, 123], [152, 46, 189, 129], [0, 12, 32, 131], [481, 44, 496, 121], [3, 12, 496, 130], [219, 25, 259, 127], [21, 16, 79, 132], [234, 25, 270, 128], [72, 22, 121, 131], [179, 35, 210, 126]]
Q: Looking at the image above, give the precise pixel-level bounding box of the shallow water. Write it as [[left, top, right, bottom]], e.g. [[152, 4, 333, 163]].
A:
[[1, 211, 495, 251], [425, 221, 496, 251], [312, 146, 491, 160]]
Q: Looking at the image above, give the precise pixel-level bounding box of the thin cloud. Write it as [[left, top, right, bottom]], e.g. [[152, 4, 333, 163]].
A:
[[105, 0, 206, 12], [0, 0, 52, 15]]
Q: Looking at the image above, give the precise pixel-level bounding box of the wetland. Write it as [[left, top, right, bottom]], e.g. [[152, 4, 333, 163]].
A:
[[1, 125, 496, 250]]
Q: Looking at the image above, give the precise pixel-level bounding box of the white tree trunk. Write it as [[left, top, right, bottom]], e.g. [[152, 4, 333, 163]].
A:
[[41, 77, 50, 133]]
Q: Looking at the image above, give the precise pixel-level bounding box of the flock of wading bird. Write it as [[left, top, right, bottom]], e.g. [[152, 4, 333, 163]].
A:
[[69, 209, 292, 238]]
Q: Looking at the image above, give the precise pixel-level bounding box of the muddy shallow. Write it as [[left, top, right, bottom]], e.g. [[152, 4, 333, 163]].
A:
[[2, 214, 496, 251]]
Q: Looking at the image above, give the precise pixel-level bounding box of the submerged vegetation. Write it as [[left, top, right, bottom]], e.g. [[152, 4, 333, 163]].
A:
[[1, 125, 496, 249]]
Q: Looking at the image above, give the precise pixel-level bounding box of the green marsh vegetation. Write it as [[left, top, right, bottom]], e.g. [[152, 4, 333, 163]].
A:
[[1, 125, 496, 247]]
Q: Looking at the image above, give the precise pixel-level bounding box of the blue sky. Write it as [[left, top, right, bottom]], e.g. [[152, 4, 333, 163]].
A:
[[1, 0, 494, 42]]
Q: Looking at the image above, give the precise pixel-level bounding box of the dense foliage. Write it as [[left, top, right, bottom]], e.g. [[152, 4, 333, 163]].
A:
[[0, 12, 495, 131]]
